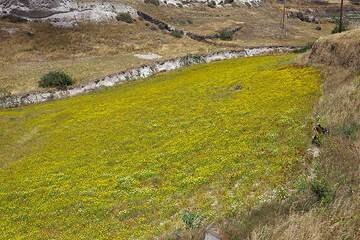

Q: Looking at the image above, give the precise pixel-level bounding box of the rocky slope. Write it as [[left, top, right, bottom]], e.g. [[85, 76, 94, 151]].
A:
[[0, 0, 138, 26], [0, 0, 262, 26]]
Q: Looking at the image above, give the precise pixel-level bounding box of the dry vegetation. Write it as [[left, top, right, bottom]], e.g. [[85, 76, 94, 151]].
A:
[[0, 1, 336, 94], [0, 20, 217, 94]]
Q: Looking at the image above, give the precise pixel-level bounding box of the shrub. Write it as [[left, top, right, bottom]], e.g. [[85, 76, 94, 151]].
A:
[[338, 122, 359, 140], [144, 0, 160, 6], [171, 29, 184, 38], [331, 17, 349, 34], [294, 42, 314, 53], [116, 13, 134, 24], [39, 71, 74, 90], [207, 1, 217, 8], [218, 29, 234, 41], [310, 178, 334, 204], [181, 211, 203, 230]]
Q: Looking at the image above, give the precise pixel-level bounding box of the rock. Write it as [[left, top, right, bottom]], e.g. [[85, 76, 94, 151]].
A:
[[134, 53, 162, 60], [0, 27, 18, 34], [315, 26, 322, 31], [288, 8, 321, 24], [0, 0, 138, 26], [204, 225, 221, 240]]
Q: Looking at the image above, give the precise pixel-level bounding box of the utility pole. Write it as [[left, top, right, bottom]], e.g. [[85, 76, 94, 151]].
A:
[[339, 0, 344, 33], [281, 0, 287, 37]]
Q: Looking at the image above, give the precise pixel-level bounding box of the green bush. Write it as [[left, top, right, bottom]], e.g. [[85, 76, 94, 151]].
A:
[[171, 29, 184, 38], [39, 71, 74, 90], [331, 17, 348, 34], [116, 13, 134, 24], [144, 0, 160, 6], [181, 211, 203, 230], [218, 29, 234, 41], [310, 178, 334, 204], [294, 42, 314, 53]]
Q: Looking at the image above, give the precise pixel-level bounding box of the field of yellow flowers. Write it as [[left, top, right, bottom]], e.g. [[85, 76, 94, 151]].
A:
[[0, 55, 320, 239]]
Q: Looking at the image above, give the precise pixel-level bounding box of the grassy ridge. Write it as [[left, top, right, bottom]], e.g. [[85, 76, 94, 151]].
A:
[[0, 55, 320, 239]]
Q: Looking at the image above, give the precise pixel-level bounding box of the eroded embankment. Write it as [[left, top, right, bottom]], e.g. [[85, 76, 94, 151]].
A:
[[0, 47, 295, 108], [309, 28, 360, 71]]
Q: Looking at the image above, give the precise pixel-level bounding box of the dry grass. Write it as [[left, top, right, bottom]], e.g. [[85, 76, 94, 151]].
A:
[[0, 1, 338, 94], [133, 1, 333, 46], [309, 29, 360, 71], [0, 20, 216, 93]]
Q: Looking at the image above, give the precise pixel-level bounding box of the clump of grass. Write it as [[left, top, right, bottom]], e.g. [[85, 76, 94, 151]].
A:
[[331, 17, 349, 34], [144, 0, 160, 6], [310, 178, 334, 204], [218, 29, 234, 41], [0, 88, 10, 99], [116, 13, 134, 24], [181, 211, 203, 230], [337, 122, 359, 140], [294, 42, 314, 53], [170, 29, 184, 38], [38, 71, 74, 89]]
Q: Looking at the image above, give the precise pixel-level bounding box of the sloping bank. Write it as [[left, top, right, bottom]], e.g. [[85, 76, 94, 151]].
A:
[[0, 47, 295, 108]]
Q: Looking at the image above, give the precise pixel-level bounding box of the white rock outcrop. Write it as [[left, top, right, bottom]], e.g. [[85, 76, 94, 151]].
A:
[[0, 0, 137, 26]]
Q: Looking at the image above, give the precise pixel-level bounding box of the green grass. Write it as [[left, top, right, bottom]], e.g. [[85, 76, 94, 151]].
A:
[[0, 55, 320, 239]]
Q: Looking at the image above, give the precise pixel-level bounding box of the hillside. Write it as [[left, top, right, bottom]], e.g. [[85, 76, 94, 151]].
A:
[[0, 0, 336, 95], [0, 1, 359, 240]]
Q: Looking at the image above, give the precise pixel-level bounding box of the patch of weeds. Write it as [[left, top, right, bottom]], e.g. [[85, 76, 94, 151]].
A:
[[116, 13, 134, 24], [207, 1, 217, 8], [349, 0, 360, 4], [353, 77, 360, 88], [0, 88, 11, 99], [218, 29, 234, 41], [337, 122, 359, 140], [181, 211, 203, 230], [310, 178, 334, 204], [312, 135, 322, 146], [116, 176, 137, 190], [294, 42, 314, 53], [171, 29, 184, 38], [144, 0, 160, 6], [38, 71, 74, 90], [295, 175, 308, 193], [331, 17, 349, 34]]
